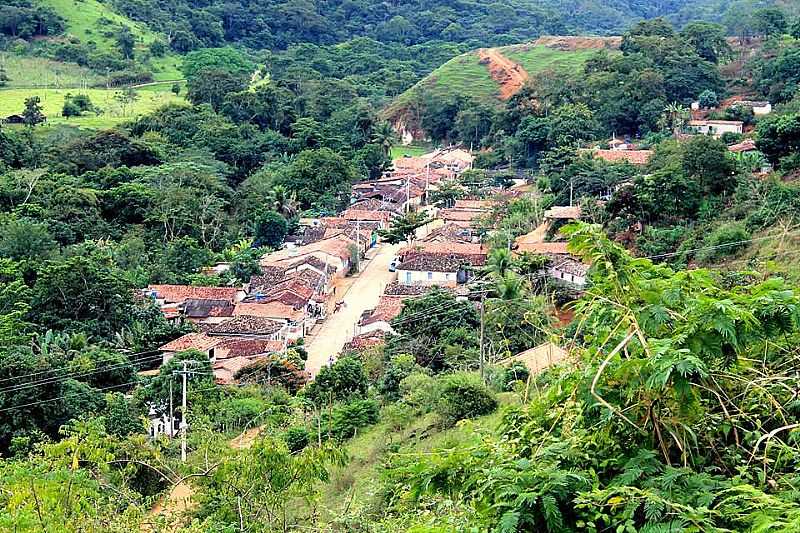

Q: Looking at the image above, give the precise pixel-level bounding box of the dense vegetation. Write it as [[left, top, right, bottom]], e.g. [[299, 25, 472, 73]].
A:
[[3, 0, 800, 531]]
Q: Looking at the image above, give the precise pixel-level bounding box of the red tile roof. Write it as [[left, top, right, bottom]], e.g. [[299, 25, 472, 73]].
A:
[[453, 199, 492, 210], [592, 149, 653, 165], [148, 285, 239, 304], [344, 331, 386, 351], [728, 139, 757, 153], [341, 209, 394, 222], [361, 296, 407, 325], [439, 208, 484, 222], [215, 338, 285, 358], [159, 333, 218, 352], [516, 242, 570, 255], [209, 316, 285, 336], [233, 302, 305, 321], [544, 206, 582, 220]]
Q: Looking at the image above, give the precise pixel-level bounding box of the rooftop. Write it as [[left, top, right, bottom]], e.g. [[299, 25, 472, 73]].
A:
[[360, 296, 407, 326], [592, 149, 653, 166], [182, 298, 235, 319], [728, 139, 758, 153], [516, 242, 570, 255], [453, 199, 492, 210], [233, 302, 306, 321], [147, 285, 239, 304], [159, 332, 218, 353], [439, 208, 484, 222], [544, 206, 582, 220], [397, 253, 467, 273], [209, 315, 286, 336]]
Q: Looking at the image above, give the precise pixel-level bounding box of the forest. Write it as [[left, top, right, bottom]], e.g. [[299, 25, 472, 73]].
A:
[[2, 0, 800, 531]]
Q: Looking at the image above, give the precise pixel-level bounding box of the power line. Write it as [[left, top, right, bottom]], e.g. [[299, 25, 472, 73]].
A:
[[0, 349, 162, 385], [0, 354, 164, 394]]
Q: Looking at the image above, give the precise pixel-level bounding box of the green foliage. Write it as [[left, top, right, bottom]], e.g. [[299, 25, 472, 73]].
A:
[[302, 356, 368, 406], [435, 372, 497, 427], [695, 222, 751, 264], [284, 426, 311, 453], [378, 210, 432, 244], [327, 398, 380, 440], [253, 209, 288, 248]]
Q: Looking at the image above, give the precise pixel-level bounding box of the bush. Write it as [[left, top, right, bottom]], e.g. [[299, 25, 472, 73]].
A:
[[213, 397, 266, 432], [329, 399, 380, 440], [435, 373, 497, 427], [302, 356, 368, 405], [62, 100, 81, 118], [284, 426, 310, 453], [399, 372, 439, 413], [696, 222, 751, 264]]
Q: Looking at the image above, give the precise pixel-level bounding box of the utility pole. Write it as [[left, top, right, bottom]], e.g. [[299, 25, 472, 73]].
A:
[[479, 292, 486, 382], [168, 379, 174, 438], [355, 219, 361, 273], [405, 176, 410, 213], [173, 360, 198, 462], [181, 360, 188, 462]]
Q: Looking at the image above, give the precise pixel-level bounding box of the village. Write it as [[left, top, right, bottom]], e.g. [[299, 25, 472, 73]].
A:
[[143, 92, 779, 408]]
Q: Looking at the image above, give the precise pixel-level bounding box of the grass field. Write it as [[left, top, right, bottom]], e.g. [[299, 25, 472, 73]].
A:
[[41, 0, 156, 51], [0, 54, 100, 88], [388, 44, 608, 118], [503, 45, 604, 77], [0, 85, 185, 128], [38, 0, 184, 81], [391, 144, 431, 159]]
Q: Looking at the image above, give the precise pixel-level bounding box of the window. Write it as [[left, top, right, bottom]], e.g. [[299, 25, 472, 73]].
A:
[[428, 272, 433, 280], [405, 272, 412, 283]]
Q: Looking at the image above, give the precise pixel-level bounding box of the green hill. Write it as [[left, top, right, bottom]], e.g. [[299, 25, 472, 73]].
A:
[[386, 36, 620, 129]]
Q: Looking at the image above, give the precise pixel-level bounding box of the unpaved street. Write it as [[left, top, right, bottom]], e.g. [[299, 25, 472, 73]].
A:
[[305, 243, 401, 377]]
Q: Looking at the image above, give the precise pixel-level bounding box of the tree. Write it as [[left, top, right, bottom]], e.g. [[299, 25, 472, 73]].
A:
[[268, 185, 299, 219], [30, 250, 137, 338], [274, 148, 357, 211], [0, 65, 9, 87], [180, 47, 255, 79], [697, 89, 719, 109], [186, 68, 247, 111], [302, 356, 368, 406], [116, 26, 135, 59], [659, 102, 689, 137], [752, 7, 788, 36], [756, 112, 800, 165], [113, 88, 139, 117], [681, 135, 736, 194], [171, 82, 181, 95], [680, 21, 731, 63], [22, 96, 45, 127], [253, 209, 288, 248], [0, 216, 56, 260], [371, 121, 397, 157], [378, 210, 431, 244], [61, 99, 81, 118]]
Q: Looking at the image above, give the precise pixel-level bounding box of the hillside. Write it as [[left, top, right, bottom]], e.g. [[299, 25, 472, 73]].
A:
[[386, 36, 620, 136]]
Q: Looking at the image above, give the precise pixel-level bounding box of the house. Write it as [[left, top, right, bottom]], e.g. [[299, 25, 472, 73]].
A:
[[592, 149, 653, 166], [181, 298, 234, 326], [453, 199, 493, 210], [515, 242, 570, 255], [419, 222, 476, 244], [728, 139, 758, 153], [502, 342, 569, 375], [144, 285, 244, 306], [232, 302, 309, 339], [358, 295, 407, 334], [260, 235, 355, 274], [208, 315, 287, 339], [544, 206, 582, 221], [396, 253, 473, 286], [159, 332, 220, 364], [732, 100, 772, 115], [3, 114, 26, 124], [438, 208, 485, 227], [399, 242, 488, 267], [688, 120, 743, 137], [548, 256, 588, 287]]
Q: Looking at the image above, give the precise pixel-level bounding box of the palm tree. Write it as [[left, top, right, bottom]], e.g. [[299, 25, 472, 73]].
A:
[[372, 122, 397, 157], [493, 271, 525, 301], [659, 102, 690, 138], [270, 185, 299, 219], [487, 248, 514, 278]]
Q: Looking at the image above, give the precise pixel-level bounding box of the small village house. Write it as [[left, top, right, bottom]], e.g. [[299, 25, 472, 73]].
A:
[[688, 120, 743, 137]]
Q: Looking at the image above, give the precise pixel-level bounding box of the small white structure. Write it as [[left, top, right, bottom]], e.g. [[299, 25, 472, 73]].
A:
[[547, 257, 588, 288], [688, 120, 743, 137], [733, 100, 772, 116]]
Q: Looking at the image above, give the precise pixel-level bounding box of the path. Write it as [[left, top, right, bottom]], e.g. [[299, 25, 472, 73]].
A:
[[144, 425, 264, 531], [478, 48, 529, 100], [304, 243, 401, 377]]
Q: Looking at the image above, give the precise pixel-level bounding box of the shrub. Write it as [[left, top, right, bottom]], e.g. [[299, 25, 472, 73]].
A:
[[284, 426, 310, 453], [435, 373, 497, 427], [302, 356, 368, 406], [696, 222, 751, 264], [329, 399, 380, 440], [399, 372, 439, 413], [213, 397, 266, 432]]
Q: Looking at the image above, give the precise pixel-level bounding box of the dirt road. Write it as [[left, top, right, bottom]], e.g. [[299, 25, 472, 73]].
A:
[[304, 243, 401, 377], [478, 48, 529, 100]]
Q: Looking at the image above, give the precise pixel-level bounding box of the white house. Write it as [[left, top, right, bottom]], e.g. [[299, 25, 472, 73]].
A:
[[688, 120, 743, 137], [548, 257, 588, 288], [396, 253, 463, 286], [733, 100, 772, 115]]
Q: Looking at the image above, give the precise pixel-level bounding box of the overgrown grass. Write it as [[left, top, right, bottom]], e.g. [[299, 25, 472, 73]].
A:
[[318, 392, 518, 523], [40, 0, 156, 51], [391, 144, 431, 159], [502, 45, 602, 77], [0, 54, 100, 88], [0, 86, 184, 128]]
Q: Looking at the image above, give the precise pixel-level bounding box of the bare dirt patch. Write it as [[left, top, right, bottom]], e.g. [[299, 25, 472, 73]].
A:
[[477, 48, 529, 100]]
